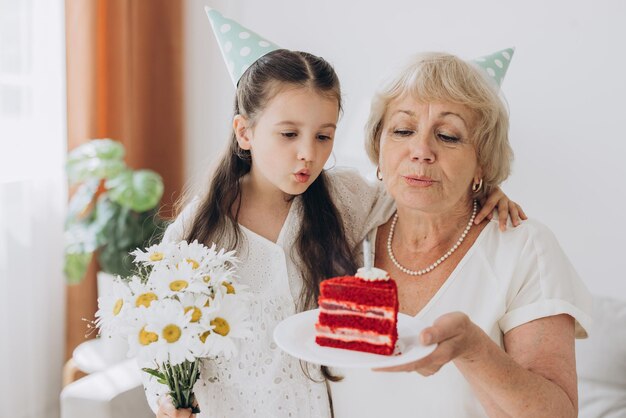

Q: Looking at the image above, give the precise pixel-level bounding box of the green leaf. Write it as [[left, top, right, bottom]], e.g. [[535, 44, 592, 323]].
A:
[[96, 206, 165, 276], [66, 139, 126, 184], [64, 220, 101, 254], [142, 367, 165, 380], [64, 252, 93, 284], [65, 179, 101, 226], [93, 197, 121, 247], [106, 169, 164, 212]]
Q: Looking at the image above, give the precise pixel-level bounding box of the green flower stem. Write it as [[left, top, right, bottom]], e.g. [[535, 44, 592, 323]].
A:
[[156, 360, 200, 412], [187, 360, 199, 406], [168, 362, 182, 408]]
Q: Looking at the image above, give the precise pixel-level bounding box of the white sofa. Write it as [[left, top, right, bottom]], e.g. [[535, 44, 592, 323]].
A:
[[60, 295, 626, 418], [60, 358, 153, 418], [576, 295, 626, 418]]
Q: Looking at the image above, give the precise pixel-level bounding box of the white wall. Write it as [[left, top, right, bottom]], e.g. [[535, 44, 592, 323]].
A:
[[185, 0, 626, 298]]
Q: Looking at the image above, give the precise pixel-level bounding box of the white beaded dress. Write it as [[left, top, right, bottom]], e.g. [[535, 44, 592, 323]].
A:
[[142, 168, 384, 418]]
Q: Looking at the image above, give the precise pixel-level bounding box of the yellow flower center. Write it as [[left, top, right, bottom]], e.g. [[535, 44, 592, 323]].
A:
[[222, 281, 235, 294], [112, 298, 124, 315], [186, 258, 200, 269], [199, 330, 210, 343], [162, 324, 182, 343], [184, 306, 202, 323], [136, 292, 158, 308], [139, 326, 158, 345], [149, 252, 164, 261], [210, 317, 230, 336], [169, 280, 188, 292], [202, 275, 211, 283]]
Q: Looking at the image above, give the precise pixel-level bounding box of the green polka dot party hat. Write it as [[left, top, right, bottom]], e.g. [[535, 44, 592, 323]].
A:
[[471, 47, 515, 87], [204, 7, 281, 86]]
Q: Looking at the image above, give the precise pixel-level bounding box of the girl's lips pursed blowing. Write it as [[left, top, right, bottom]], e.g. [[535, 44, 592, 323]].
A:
[[294, 169, 310, 183]]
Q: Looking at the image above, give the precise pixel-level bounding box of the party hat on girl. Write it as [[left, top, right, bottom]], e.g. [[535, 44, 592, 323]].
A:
[[204, 7, 281, 86], [471, 47, 515, 87]]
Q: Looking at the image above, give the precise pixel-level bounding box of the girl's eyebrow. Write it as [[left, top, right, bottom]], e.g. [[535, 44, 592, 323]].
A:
[[275, 121, 337, 129]]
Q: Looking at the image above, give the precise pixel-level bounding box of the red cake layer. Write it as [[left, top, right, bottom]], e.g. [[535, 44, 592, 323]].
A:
[[319, 300, 395, 319], [320, 276, 397, 306], [315, 336, 394, 356], [316, 274, 399, 356], [317, 312, 396, 334]]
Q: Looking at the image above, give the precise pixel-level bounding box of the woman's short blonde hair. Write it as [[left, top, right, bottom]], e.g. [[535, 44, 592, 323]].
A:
[[364, 52, 513, 199]]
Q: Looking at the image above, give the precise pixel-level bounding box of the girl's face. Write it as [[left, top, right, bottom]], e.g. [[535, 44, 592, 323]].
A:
[[235, 86, 338, 197]]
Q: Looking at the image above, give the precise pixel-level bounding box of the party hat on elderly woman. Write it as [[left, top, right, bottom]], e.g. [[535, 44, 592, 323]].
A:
[[204, 7, 281, 86], [471, 47, 515, 87]]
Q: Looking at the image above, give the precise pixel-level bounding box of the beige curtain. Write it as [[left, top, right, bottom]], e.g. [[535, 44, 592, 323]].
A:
[[64, 0, 184, 361]]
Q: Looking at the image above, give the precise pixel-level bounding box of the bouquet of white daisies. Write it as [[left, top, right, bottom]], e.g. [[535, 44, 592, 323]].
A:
[[95, 240, 252, 413]]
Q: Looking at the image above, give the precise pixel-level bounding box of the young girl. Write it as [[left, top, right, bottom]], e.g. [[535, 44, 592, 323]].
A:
[[150, 11, 524, 418]]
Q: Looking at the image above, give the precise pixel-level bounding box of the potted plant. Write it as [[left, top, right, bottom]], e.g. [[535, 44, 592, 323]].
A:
[[64, 138, 166, 284]]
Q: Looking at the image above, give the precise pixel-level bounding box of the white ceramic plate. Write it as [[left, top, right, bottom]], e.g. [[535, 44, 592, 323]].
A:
[[273, 309, 436, 369]]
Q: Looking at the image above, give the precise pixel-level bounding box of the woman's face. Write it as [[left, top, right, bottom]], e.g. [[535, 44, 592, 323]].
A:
[[379, 95, 481, 213]]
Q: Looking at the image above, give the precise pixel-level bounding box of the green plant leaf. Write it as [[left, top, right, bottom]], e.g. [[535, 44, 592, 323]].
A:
[[65, 179, 101, 226], [64, 252, 93, 284], [106, 169, 164, 212], [96, 205, 165, 276], [93, 197, 120, 247], [64, 219, 101, 254], [66, 139, 126, 184], [142, 368, 165, 380]]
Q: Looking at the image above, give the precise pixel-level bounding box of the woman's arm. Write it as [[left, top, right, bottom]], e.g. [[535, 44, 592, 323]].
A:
[[459, 314, 577, 418], [377, 313, 577, 418]]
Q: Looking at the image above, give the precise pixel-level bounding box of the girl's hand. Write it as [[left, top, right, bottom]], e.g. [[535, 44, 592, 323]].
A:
[[475, 186, 527, 231], [156, 395, 195, 418], [373, 312, 483, 376]]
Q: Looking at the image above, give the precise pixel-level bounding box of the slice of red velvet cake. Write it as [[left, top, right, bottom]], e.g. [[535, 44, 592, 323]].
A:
[[315, 267, 398, 355]]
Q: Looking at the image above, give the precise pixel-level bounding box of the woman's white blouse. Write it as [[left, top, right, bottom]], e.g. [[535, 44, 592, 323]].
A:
[[329, 209, 593, 418], [141, 168, 384, 418]]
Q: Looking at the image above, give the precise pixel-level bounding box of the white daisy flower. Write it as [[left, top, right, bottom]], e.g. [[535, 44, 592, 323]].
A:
[[150, 262, 208, 298], [128, 276, 160, 308], [200, 243, 238, 271], [130, 242, 178, 266], [95, 276, 132, 338], [144, 298, 196, 366], [178, 292, 217, 325], [126, 306, 160, 362], [171, 240, 212, 271], [197, 293, 253, 359]]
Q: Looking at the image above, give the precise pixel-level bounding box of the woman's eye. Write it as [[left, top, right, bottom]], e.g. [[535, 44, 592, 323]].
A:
[[317, 134, 333, 141], [438, 133, 459, 143], [393, 129, 414, 137], [281, 132, 297, 138]]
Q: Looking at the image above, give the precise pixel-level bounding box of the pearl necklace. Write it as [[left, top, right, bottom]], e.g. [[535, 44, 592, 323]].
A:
[[387, 200, 478, 276]]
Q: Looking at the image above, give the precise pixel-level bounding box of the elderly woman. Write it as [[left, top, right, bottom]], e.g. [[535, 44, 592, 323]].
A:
[[329, 52, 592, 418]]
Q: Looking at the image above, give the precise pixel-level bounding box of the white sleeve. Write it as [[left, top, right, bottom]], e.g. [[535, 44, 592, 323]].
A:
[[162, 197, 201, 243], [498, 219, 593, 338], [326, 168, 394, 253]]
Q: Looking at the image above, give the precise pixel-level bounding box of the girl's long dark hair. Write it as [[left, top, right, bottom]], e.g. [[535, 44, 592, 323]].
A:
[[183, 49, 355, 382]]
